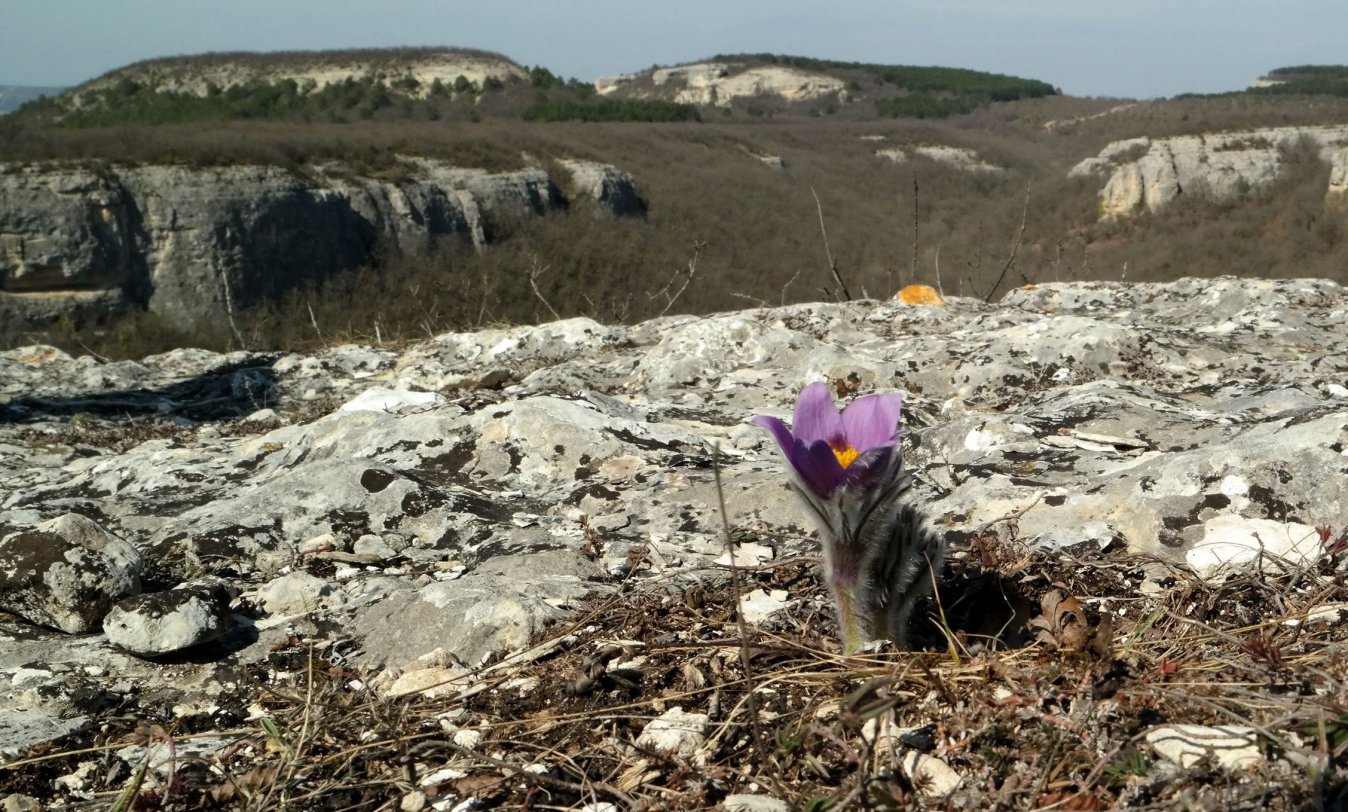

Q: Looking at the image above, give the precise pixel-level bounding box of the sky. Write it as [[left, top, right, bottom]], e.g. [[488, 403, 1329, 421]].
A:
[[2, 1, 1346, 99]]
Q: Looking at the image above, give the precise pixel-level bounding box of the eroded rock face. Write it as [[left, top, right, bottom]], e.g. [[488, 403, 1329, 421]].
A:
[[1069, 125, 1348, 218], [0, 513, 142, 633], [0, 157, 638, 330], [557, 159, 646, 217], [1, 277, 1346, 755]]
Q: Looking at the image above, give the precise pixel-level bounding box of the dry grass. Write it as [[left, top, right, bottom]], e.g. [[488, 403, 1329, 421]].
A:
[[6, 525, 1348, 810]]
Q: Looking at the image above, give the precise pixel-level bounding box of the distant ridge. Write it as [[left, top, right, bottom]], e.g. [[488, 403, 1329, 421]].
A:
[[0, 85, 65, 114], [597, 52, 1057, 118], [11, 47, 1059, 126]]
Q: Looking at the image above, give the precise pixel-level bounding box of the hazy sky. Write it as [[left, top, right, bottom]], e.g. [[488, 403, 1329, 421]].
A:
[[3, 1, 1345, 98]]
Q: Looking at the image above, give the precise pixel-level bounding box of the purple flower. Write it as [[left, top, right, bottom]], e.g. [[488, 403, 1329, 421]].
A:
[[751, 382, 904, 498], [753, 382, 942, 653]]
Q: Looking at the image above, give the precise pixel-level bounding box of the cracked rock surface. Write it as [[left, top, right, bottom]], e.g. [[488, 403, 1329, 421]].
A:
[[2, 276, 1346, 757]]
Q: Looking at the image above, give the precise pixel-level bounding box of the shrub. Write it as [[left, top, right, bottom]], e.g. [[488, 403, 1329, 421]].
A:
[[522, 98, 701, 123]]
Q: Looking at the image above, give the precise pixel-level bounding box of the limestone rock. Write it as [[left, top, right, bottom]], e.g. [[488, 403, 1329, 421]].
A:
[[1070, 125, 1348, 218], [557, 159, 645, 217], [4, 276, 1348, 760], [912, 145, 1003, 173], [1186, 515, 1322, 581], [1146, 724, 1262, 771], [0, 156, 636, 330], [0, 709, 88, 759], [877, 146, 1002, 173], [0, 513, 142, 633], [254, 571, 336, 616], [739, 588, 791, 624], [636, 707, 709, 758], [599, 61, 846, 108], [900, 751, 963, 797], [723, 795, 790, 812], [103, 579, 234, 655]]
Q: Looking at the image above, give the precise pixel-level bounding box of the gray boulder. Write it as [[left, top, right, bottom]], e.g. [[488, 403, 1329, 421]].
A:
[[102, 579, 234, 655], [0, 513, 141, 633]]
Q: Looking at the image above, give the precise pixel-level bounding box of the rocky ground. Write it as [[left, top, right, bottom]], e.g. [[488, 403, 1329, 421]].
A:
[[2, 277, 1348, 809]]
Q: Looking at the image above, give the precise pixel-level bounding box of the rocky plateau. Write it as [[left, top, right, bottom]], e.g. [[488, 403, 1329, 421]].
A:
[[70, 50, 525, 104], [2, 276, 1346, 796]]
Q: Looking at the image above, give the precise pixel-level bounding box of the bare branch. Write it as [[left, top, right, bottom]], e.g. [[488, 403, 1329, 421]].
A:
[[528, 255, 562, 321], [220, 270, 247, 350], [910, 172, 919, 289], [933, 240, 945, 298], [780, 268, 801, 306], [810, 186, 852, 301], [984, 182, 1031, 303], [648, 240, 703, 318]]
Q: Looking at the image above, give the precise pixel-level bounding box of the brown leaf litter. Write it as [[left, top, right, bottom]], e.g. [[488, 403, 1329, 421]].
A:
[[6, 529, 1348, 810]]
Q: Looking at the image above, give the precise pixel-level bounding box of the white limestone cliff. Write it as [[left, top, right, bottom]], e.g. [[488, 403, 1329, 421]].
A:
[[1070, 125, 1348, 218]]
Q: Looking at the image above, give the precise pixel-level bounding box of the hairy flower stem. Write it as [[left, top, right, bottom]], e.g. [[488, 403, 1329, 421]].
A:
[[830, 577, 867, 654]]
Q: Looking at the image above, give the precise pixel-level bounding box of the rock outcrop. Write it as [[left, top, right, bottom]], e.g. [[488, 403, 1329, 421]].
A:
[[2, 276, 1347, 767], [1070, 124, 1348, 218], [598, 61, 847, 107], [0, 157, 642, 329], [877, 145, 1004, 173], [557, 159, 646, 217]]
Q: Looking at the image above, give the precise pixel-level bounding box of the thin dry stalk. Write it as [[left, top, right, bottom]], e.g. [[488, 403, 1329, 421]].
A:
[[910, 172, 919, 288], [528, 255, 561, 321], [810, 186, 851, 301], [305, 297, 322, 343], [711, 444, 770, 784], [985, 182, 1031, 302], [648, 239, 703, 317], [221, 271, 247, 350]]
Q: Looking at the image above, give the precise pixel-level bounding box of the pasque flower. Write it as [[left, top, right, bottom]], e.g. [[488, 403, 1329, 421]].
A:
[[753, 382, 943, 652]]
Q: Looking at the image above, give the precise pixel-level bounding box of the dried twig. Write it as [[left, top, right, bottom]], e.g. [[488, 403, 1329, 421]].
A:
[[648, 240, 703, 317], [984, 183, 1031, 303], [221, 271, 247, 350], [528, 255, 561, 321], [910, 172, 919, 289], [712, 445, 767, 774], [810, 186, 851, 301]]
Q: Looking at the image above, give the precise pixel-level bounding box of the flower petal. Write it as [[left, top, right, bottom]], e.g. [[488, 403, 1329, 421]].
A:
[[841, 393, 903, 452], [792, 382, 845, 446], [751, 415, 795, 458], [792, 438, 847, 497]]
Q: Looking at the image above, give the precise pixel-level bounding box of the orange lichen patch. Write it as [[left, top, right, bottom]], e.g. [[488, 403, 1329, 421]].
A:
[[896, 284, 945, 306], [14, 346, 59, 365], [1022, 283, 1039, 290]]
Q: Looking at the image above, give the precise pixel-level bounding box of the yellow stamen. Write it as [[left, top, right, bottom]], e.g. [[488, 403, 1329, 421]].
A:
[[832, 443, 859, 468]]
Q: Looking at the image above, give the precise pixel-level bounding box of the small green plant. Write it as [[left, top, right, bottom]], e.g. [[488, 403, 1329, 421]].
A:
[[1104, 747, 1151, 785]]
